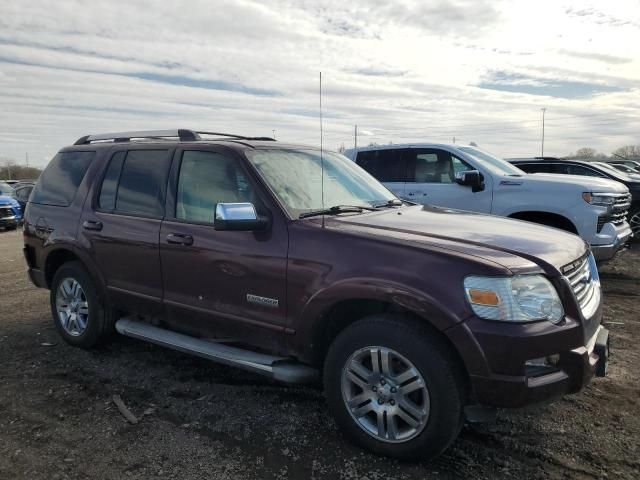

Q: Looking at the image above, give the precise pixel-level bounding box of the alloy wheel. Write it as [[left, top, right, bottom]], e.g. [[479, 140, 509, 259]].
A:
[[56, 278, 89, 337], [341, 346, 430, 443]]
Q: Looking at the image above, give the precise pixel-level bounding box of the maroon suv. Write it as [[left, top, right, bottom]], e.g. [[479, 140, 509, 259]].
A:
[[23, 129, 609, 460]]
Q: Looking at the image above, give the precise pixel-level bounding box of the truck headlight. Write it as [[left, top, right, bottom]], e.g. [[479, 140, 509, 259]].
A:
[[464, 275, 564, 323], [582, 192, 615, 207]]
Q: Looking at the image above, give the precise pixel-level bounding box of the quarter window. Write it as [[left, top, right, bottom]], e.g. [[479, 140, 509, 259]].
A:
[[31, 151, 95, 206], [176, 151, 255, 223]]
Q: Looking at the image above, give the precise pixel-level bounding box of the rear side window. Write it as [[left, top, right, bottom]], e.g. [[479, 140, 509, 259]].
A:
[[98, 150, 170, 217], [356, 149, 406, 182], [31, 151, 94, 206]]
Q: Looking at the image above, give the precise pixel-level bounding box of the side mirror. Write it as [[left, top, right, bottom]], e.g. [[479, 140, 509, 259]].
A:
[[214, 203, 269, 231], [455, 170, 484, 193]]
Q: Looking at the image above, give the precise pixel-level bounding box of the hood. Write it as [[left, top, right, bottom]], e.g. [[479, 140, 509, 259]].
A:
[[0, 194, 18, 205], [517, 173, 629, 193], [331, 205, 587, 274]]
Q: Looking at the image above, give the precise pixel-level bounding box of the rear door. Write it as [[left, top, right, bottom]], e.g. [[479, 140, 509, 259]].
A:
[[404, 148, 493, 212], [159, 147, 289, 341], [79, 147, 172, 316], [355, 149, 407, 199]]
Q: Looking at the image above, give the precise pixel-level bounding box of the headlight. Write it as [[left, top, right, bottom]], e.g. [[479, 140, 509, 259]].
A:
[[582, 192, 615, 207], [464, 275, 564, 323]]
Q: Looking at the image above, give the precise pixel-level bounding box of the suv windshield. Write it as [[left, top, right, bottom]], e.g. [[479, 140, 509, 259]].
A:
[[458, 146, 525, 176], [246, 149, 397, 218], [0, 181, 14, 196]]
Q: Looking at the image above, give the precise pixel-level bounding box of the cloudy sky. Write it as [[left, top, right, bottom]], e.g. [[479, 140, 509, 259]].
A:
[[0, 0, 639, 167]]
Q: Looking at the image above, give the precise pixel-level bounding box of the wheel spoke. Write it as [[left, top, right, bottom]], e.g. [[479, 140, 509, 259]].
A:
[[376, 411, 387, 438], [370, 348, 381, 374], [348, 360, 373, 384], [346, 369, 369, 390], [400, 378, 424, 395], [352, 400, 374, 418], [347, 393, 370, 409], [61, 280, 73, 299], [396, 406, 420, 428], [399, 399, 425, 422], [387, 414, 399, 440], [380, 349, 392, 376], [394, 367, 418, 385], [77, 302, 89, 315]]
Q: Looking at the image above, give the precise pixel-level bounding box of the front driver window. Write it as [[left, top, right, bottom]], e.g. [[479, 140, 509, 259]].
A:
[[176, 151, 255, 223], [409, 151, 472, 184]]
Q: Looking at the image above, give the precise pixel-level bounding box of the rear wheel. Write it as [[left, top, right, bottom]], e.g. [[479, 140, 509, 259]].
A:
[[324, 315, 465, 460], [50, 261, 116, 348]]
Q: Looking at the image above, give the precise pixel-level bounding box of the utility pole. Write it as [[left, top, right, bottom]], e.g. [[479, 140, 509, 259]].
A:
[[354, 125, 358, 149], [25, 152, 29, 168], [541, 108, 546, 157], [272, 130, 276, 140], [452, 136, 456, 144]]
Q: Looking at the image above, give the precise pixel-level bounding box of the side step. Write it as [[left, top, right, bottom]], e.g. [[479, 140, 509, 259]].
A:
[[115, 318, 318, 384]]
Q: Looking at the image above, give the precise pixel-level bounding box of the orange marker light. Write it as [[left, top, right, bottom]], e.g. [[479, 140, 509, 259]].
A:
[[467, 289, 501, 306]]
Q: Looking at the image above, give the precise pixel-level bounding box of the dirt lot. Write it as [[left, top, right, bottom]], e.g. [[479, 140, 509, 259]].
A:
[[0, 228, 638, 480]]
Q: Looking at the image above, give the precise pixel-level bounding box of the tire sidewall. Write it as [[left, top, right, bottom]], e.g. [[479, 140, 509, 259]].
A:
[[50, 262, 105, 348], [324, 315, 464, 460]]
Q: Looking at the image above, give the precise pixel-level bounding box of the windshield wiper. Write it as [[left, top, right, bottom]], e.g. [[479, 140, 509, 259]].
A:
[[299, 205, 378, 219], [372, 198, 404, 208]]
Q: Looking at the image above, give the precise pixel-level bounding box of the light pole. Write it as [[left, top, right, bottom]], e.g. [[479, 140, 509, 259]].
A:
[[272, 130, 276, 140], [541, 108, 546, 157]]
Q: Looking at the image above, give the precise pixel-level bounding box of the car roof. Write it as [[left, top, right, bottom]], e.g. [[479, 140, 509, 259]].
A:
[[346, 143, 460, 153]]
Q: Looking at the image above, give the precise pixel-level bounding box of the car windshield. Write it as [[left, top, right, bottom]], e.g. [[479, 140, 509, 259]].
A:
[[246, 149, 397, 218], [0, 181, 15, 196], [458, 146, 525, 176]]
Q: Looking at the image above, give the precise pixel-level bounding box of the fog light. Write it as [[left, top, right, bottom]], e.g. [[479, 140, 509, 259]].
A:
[[525, 354, 560, 368]]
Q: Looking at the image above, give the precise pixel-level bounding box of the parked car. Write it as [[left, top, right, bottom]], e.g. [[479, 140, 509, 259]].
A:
[[12, 181, 34, 213], [0, 180, 22, 230], [24, 130, 609, 460], [606, 159, 640, 172], [345, 145, 632, 262], [508, 158, 640, 237]]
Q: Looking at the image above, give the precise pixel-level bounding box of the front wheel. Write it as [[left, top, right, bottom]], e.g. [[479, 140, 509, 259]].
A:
[[629, 208, 640, 239], [323, 315, 465, 460]]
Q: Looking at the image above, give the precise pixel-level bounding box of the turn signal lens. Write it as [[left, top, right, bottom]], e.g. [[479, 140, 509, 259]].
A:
[[467, 288, 501, 306]]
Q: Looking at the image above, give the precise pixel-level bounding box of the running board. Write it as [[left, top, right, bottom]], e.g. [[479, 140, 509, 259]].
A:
[[115, 318, 318, 384]]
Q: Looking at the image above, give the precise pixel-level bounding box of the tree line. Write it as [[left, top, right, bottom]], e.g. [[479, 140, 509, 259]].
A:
[[0, 158, 43, 181], [564, 145, 640, 160]]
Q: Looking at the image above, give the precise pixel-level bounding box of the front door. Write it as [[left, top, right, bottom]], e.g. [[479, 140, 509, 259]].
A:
[[159, 148, 289, 341], [403, 148, 493, 213]]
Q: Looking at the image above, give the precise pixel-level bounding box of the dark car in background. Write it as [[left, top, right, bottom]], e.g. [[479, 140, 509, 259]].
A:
[[508, 158, 640, 237]]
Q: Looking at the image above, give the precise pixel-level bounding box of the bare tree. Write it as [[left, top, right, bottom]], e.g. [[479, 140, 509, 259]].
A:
[[613, 145, 640, 159]]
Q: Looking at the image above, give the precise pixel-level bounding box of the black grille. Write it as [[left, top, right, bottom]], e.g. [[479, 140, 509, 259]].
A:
[[0, 206, 13, 219]]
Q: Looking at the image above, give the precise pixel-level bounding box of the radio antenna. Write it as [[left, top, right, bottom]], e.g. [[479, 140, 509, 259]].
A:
[[319, 71, 325, 228]]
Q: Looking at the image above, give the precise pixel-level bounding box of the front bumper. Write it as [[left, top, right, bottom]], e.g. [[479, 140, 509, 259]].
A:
[[591, 225, 633, 261], [470, 325, 609, 408], [0, 214, 18, 228]]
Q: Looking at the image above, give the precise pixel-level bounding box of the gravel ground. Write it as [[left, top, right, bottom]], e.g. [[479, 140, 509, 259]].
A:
[[0, 227, 638, 479]]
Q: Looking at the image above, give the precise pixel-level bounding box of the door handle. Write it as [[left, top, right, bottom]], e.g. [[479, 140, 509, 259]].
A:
[[407, 192, 415, 196], [82, 220, 103, 231], [166, 233, 194, 246]]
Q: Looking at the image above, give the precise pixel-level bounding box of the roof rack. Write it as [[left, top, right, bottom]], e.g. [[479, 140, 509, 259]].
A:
[[74, 129, 276, 145]]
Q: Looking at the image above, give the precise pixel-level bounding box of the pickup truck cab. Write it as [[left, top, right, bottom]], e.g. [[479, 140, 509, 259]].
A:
[[24, 130, 609, 460], [345, 144, 632, 262]]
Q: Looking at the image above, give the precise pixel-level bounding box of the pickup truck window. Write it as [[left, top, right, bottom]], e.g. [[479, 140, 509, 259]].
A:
[[355, 149, 406, 182], [458, 146, 524, 176], [247, 149, 396, 218], [176, 151, 254, 223], [407, 150, 473, 184]]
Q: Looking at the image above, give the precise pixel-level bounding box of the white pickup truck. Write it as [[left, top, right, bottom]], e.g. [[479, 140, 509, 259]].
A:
[[345, 144, 632, 261]]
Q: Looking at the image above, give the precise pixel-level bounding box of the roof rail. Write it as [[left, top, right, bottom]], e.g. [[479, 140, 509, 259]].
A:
[[74, 129, 276, 145], [74, 129, 199, 145]]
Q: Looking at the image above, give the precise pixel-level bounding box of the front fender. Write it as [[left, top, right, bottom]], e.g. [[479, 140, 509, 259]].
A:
[[292, 277, 469, 364]]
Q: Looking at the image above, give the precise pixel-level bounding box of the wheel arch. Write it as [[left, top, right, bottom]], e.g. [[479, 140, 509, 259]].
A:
[[508, 210, 578, 234]]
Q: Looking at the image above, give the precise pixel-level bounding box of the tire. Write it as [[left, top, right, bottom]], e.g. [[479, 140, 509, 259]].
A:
[[50, 261, 117, 348], [323, 314, 465, 461]]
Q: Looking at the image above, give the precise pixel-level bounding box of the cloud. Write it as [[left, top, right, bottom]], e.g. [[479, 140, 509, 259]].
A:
[[557, 49, 631, 65], [0, 0, 639, 164]]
